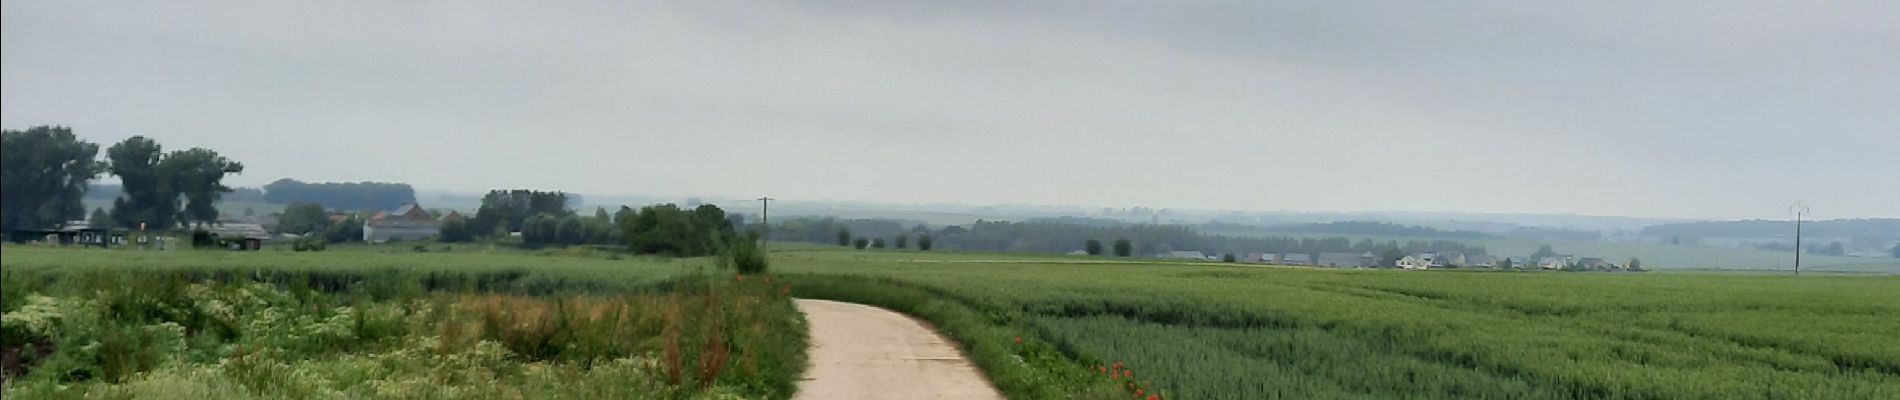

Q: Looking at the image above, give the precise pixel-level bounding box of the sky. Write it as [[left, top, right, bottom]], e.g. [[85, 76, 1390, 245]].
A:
[[4, 1, 1897, 221]]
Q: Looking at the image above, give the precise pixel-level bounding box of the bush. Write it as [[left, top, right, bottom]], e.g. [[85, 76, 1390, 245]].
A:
[[918, 235, 933, 251], [291, 238, 327, 252], [853, 238, 869, 250], [724, 232, 769, 275], [189, 229, 215, 249]]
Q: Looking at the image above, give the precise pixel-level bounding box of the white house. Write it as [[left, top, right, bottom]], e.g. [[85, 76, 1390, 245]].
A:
[[1162, 250, 1210, 260], [1397, 255, 1432, 270]]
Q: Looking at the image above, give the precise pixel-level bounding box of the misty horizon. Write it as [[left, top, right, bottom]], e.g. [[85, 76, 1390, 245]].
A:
[[7, 1, 1896, 221]]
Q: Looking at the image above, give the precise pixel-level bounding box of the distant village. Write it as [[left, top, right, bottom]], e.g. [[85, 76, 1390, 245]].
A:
[[1142, 250, 1645, 272], [13, 202, 457, 250]]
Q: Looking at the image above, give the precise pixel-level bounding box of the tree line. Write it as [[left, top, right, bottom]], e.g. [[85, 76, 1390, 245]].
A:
[[759, 217, 1486, 258], [3, 126, 244, 237], [262, 178, 415, 211]]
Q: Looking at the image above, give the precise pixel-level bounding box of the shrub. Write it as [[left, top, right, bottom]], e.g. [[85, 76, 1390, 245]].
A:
[[724, 232, 769, 275]]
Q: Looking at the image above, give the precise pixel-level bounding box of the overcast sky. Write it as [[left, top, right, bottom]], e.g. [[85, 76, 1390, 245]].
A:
[[4, 1, 1896, 220]]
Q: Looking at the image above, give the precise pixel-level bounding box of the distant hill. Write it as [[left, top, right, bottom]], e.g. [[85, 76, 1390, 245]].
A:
[[1640, 219, 1900, 241]]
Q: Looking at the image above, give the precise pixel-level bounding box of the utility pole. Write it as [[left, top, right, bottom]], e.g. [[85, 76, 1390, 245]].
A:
[[757, 197, 774, 250], [1792, 202, 1809, 276]]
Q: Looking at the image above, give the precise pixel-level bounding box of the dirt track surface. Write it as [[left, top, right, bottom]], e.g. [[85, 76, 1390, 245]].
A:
[[792, 299, 1005, 400]]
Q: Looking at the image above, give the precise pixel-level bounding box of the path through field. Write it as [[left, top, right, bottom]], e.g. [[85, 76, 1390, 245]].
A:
[[792, 299, 1005, 400]]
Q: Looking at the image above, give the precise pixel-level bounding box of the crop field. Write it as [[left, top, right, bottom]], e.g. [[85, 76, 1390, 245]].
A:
[[773, 248, 1900, 399], [1219, 230, 1900, 273], [0, 246, 806, 399], [6, 244, 1897, 400]]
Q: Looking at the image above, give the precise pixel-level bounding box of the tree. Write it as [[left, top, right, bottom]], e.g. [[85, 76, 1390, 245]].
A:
[[853, 237, 869, 250], [895, 233, 909, 249], [1531, 245, 1558, 259], [917, 234, 933, 251], [837, 229, 852, 247], [1819, 241, 1846, 256], [871, 238, 886, 249], [438, 218, 474, 243], [1112, 239, 1133, 257], [321, 216, 363, 243], [1892, 242, 1900, 259], [471, 189, 571, 235], [164, 147, 245, 226], [1084, 239, 1103, 255], [1222, 253, 1237, 263], [2, 126, 103, 235], [723, 231, 768, 274], [276, 202, 331, 235], [102, 137, 243, 229], [262, 178, 415, 211], [1498, 257, 1516, 270], [1627, 257, 1644, 271], [622, 203, 734, 256]]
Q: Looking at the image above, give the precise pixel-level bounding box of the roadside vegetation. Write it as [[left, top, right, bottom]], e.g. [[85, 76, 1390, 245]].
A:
[[0, 246, 806, 399]]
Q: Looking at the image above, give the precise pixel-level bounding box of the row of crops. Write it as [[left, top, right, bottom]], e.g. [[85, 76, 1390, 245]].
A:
[[775, 250, 1900, 399]]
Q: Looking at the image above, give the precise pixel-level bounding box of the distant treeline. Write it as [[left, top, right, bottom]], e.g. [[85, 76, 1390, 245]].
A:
[[262, 178, 416, 211], [1256, 221, 1499, 239], [1641, 219, 1900, 241], [767, 218, 1486, 256], [86, 184, 264, 204]]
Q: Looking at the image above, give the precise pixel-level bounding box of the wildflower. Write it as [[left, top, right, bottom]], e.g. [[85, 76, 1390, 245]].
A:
[[1100, 367, 1108, 374], [1136, 389, 1144, 397], [1148, 395, 1160, 400], [1014, 336, 1023, 344], [736, 274, 745, 282]]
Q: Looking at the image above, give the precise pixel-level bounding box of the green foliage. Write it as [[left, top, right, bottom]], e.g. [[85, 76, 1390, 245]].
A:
[[471, 189, 571, 235], [320, 216, 363, 243], [1112, 239, 1133, 257], [836, 229, 851, 247], [1084, 239, 1103, 255], [870, 238, 885, 249], [852, 238, 868, 250], [917, 234, 932, 251], [1221, 253, 1236, 263], [724, 232, 769, 274], [1532, 244, 1558, 259], [0, 248, 808, 399], [274, 202, 330, 235], [622, 203, 735, 256], [1, 126, 103, 234], [102, 136, 243, 229], [437, 218, 474, 243], [261, 178, 415, 211], [894, 233, 908, 249]]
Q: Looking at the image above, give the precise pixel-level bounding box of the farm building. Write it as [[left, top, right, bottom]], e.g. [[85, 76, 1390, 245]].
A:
[[207, 222, 271, 250], [1538, 256, 1573, 270], [363, 203, 441, 243]]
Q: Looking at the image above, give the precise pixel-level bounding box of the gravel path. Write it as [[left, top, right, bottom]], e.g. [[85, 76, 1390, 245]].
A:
[[792, 299, 1005, 400]]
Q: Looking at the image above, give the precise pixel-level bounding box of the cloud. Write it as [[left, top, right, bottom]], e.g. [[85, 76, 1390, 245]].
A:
[[5, 0, 1896, 219]]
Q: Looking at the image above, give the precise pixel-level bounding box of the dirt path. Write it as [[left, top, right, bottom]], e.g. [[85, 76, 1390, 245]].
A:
[[793, 299, 1005, 400]]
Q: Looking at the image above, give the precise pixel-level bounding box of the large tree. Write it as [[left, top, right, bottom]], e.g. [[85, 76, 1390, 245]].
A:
[[276, 202, 331, 235], [164, 147, 244, 226], [1085, 239, 1103, 255], [104, 137, 244, 229], [105, 136, 171, 229], [1, 126, 103, 234]]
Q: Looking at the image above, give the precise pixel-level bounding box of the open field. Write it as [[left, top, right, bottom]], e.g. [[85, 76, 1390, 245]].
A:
[[7, 244, 1898, 399], [1215, 230, 1900, 273], [772, 247, 1900, 399]]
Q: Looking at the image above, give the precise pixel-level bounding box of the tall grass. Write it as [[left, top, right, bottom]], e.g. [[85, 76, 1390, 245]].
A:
[[0, 246, 807, 399]]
